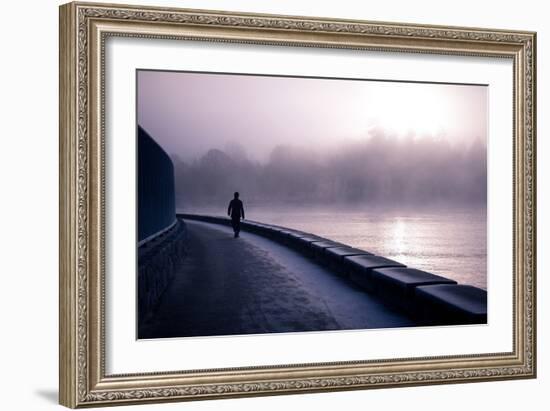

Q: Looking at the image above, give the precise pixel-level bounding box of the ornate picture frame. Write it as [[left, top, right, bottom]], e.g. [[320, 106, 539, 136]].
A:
[[59, 1, 536, 408]]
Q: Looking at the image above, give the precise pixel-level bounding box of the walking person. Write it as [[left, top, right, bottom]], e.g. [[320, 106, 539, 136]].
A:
[[227, 192, 245, 238]]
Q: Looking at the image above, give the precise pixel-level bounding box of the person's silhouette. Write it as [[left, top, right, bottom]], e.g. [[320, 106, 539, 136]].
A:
[[227, 192, 245, 238]]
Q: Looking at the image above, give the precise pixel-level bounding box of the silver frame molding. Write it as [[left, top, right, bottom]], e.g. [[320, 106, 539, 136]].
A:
[[59, 2, 536, 408]]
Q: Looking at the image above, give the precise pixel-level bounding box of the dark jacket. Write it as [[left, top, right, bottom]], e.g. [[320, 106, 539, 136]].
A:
[[228, 199, 245, 220]]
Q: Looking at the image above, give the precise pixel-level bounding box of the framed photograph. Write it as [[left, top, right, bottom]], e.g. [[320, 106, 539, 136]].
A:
[[59, 1, 537, 408]]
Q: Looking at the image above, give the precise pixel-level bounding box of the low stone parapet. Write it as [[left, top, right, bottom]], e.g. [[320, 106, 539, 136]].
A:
[[344, 255, 406, 292], [414, 284, 488, 325], [371, 267, 457, 313]]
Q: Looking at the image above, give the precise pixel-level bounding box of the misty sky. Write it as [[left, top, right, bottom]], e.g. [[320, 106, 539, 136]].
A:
[[137, 70, 487, 163]]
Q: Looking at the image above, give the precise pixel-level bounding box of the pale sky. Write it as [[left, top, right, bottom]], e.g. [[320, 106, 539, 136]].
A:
[[137, 70, 487, 162]]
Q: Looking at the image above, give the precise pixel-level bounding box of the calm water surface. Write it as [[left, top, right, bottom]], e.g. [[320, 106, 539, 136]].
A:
[[181, 206, 487, 290]]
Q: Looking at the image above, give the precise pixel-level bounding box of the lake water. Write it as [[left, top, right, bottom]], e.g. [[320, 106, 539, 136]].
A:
[[180, 205, 487, 290]]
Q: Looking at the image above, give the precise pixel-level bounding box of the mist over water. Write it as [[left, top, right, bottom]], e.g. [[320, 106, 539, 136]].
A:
[[173, 133, 487, 208]]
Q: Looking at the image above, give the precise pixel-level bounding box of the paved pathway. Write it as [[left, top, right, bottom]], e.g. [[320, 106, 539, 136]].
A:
[[138, 220, 413, 339]]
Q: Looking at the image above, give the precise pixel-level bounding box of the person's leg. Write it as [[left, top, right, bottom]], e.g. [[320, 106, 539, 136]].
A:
[[231, 218, 239, 237]]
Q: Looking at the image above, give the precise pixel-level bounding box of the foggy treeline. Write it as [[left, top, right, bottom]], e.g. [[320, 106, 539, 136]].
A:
[[172, 132, 487, 209]]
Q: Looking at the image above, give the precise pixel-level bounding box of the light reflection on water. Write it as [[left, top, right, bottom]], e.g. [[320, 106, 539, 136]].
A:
[[245, 206, 487, 290]]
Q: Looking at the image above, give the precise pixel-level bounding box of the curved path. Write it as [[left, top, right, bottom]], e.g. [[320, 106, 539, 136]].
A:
[[138, 220, 413, 339]]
